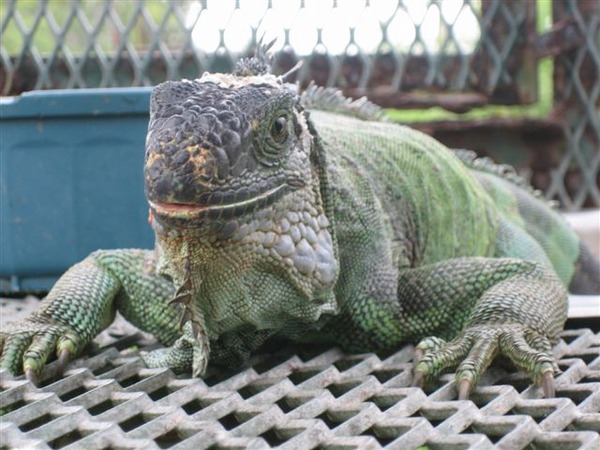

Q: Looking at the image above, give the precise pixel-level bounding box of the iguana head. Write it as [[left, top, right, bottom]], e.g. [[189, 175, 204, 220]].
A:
[[146, 75, 302, 226], [144, 50, 338, 337]]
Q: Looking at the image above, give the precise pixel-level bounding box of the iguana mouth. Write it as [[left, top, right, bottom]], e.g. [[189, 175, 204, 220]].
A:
[[149, 183, 290, 223]]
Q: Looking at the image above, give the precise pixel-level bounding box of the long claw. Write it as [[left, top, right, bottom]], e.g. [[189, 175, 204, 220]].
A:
[[542, 370, 555, 398], [458, 378, 471, 400], [57, 348, 70, 371], [25, 368, 38, 385], [411, 370, 425, 388], [413, 348, 424, 367]]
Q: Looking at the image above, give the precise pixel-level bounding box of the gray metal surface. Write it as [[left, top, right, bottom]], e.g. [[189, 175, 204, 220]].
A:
[[1, 297, 599, 449]]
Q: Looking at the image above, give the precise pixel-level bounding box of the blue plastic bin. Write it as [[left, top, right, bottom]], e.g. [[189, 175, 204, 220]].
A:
[[0, 88, 154, 293]]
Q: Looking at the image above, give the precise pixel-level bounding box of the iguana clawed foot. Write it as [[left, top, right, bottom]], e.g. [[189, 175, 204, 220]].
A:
[[140, 321, 210, 376], [412, 324, 559, 399], [0, 318, 81, 382]]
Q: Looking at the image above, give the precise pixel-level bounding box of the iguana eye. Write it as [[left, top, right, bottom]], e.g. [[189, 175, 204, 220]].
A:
[[270, 116, 288, 143], [253, 107, 294, 166]]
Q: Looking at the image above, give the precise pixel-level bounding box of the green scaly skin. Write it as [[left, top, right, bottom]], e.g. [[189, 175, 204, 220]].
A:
[[1, 50, 598, 400]]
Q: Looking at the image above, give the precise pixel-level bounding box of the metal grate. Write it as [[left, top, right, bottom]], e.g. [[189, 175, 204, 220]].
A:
[[1, 304, 599, 449]]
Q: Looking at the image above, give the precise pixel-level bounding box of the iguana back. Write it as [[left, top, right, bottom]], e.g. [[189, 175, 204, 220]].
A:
[[310, 109, 586, 288]]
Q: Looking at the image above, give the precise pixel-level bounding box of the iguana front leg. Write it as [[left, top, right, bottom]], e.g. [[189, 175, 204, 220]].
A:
[[0, 249, 181, 381], [409, 259, 566, 399], [339, 257, 567, 399]]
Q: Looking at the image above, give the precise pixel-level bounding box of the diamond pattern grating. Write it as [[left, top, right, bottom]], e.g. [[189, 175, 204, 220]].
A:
[[547, 0, 600, 210], [0, 1, 529, 100], [1, 299, 599, 449]]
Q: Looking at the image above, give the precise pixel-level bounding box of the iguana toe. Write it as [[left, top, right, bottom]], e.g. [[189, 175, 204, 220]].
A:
[[1, 334, 33, 375], [411, 370, 425, 388], [140, 346, 193, 373], [453, 332, 500, 398], [498, 328, 558, 397], [23, 332, 62, 380], [140, 321, 209, 376], [0, 320, 81, 379], [414, 334, 472, 384], [414, 325, 560, 398], [55, 332, 82, 358]]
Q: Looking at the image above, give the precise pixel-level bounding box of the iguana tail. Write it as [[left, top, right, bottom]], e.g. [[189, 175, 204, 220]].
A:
[[454, 149, 600, 295]]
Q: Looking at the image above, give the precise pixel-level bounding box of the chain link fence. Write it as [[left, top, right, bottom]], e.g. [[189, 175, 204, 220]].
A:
[[1, 0, 599, 209], [1, 0, 530, 102], [547, 0, 600, 209]]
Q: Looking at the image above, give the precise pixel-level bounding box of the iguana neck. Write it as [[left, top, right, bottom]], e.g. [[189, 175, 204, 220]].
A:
[[153, 184, 339, 338]]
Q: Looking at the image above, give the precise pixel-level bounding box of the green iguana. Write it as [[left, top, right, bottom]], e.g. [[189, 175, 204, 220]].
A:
[[1, 49, 599, 400]]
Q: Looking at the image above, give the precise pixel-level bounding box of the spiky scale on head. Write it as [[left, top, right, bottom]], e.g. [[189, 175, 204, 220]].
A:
[[233, 40, 276, 77]]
